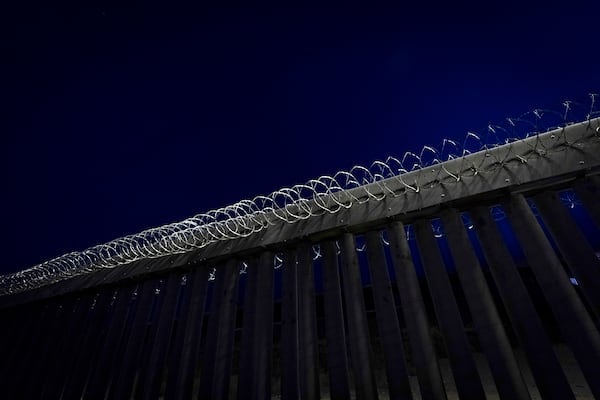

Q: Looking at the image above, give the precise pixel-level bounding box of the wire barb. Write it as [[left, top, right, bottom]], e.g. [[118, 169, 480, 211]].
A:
[[0, 96, 596, 295]]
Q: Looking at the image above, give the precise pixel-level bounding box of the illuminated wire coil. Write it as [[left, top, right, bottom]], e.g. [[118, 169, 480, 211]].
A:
[[0, 95, 598, 295]]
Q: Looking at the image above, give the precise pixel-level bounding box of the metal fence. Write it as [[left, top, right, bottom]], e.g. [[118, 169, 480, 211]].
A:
[[0, 118, 599, 399]]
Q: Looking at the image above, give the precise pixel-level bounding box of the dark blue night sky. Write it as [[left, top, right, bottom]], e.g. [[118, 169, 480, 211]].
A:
[[1, 2, 599, 275]]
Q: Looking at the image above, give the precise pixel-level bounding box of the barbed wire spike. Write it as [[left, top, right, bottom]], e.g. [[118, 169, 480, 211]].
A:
[[0, 96, 596, 295]]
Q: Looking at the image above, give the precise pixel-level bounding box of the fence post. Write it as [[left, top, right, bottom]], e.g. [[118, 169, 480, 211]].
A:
[[281, 249, 300, 400], [365, 230, 413, 399], [297, 243, 320, 400], [573, 176, 600, 229], [441, 209, 530, 400], [533, 191, 600, 321], [238, 252, 275, 400], [17, 300, 63, 399], [140, 272, 184, 400], [387, 221, 446, 400], [41, 294, 94, 400], [339, 232, 379, 400], [470, 205, 575, 400], [61, 288, 116, 400], [321, 240, 352, 400], [414, 219, 486, 400], [83, 284, 137, 400], [504, 193, 600, 398], [166, 265, 210, 400], [109, 278, 162, 399], [210, 259, 242, 400]]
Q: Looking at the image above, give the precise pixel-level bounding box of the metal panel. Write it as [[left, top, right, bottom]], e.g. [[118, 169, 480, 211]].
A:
[[139, 272, 184, 400], [61, 288, 116, 400], [0, 305, 33, 382], [108, 279, 160, 399], [364, 230, 412, 400], [83, 284, 137, 400], [165, 265, 210, 400], [504, 193, 600, 398], [339, 232, 378, 400], [253, 252, 275, 400], [210, 259, 241, 400], [573, 175, 600, 229], [386, 221, 446, 400], [414, 219, 486, 400], [470, 205, 575, 399], [297, 243, 320, 400], [237, 252, 274, 400], [238, 258, 259, 398], [198, 265, 225, 399], [74, 287, 122, 399], [533, 190, 600, 320], [41, 294, 93, 400], [320, 240, 352, 400], [441, 209, 530, 400], [15, 300, 63, 399], [280, 249, 300, 400], [55, 292, 102, 398]]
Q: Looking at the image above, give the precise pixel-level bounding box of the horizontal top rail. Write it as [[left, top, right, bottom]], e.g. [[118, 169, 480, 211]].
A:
[[1, 117, 599, 307]]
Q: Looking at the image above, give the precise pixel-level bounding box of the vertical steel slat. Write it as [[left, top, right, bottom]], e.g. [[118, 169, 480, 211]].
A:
[[199, 264, 227, 399], [281, 249, 300, 400], [0, 309, 13, 377], [19, 300, 69, 398], [572, 176, 600, 229], [339, 232, 379, 400], [441, 209, 530, 400], [504, 193, 600, 398], [414, 219, 486, 400], [15, 300, 62, 399], [56, 292, 105, 399], [83, 284, 137, 400], [238, 259, 260, 398], [534, 191, 600, 320], [41, 294, 94, 400], [0, 310, 11, 377], [0, 307, 12, 343], [61, 288, 116, 400], [238, 252, 275, 400], [139, 272, 184, 400], [165, 265, 210, 400], [10, 306, 39, 398], [470, 205, 575, 400], [69, 287, 122, 399], [253, 252, 275, 400], [255, 252, 276, 400], [108, 279, 160, 400], [587, 174, 600, 189], [0, 307, 29, 377], [137, 280, 167, 390], [364, 230, 413, 400], [321, 240, 352, 400], [297, 243, 320, 400], [162, 274, 193, 399], [210, 259, 241, 400], [387, 221, 446, 400]]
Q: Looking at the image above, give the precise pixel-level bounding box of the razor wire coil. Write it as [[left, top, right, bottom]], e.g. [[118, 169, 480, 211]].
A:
[[1, 95, 598, 295]]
